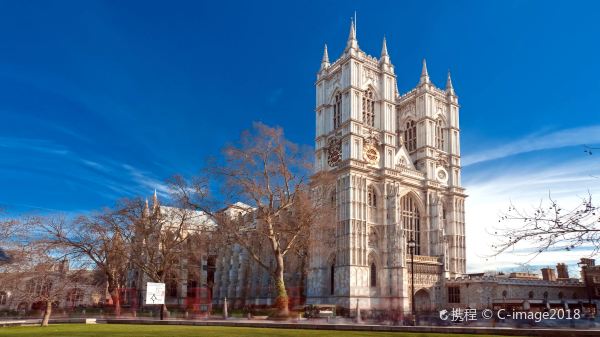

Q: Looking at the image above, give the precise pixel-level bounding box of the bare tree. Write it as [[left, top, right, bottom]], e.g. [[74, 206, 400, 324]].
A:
[[115, 195, 211, 319], [492, 193, 599, 259], [171, 122, 333, 317], [36, 212, 129, 316], [0, 236, 92, 326], [492, 146, 600, 259]]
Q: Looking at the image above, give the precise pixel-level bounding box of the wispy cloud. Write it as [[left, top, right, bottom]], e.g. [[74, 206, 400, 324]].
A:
[[0, 137, 69, 155], [463, 125, 600, 166], [465, 153, 600, 273], [122, 164, 171, 197]]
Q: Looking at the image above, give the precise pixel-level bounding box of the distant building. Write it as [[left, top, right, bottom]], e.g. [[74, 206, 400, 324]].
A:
[[557, 263, 569, 279], [580, 258, 600, 302], [541, 268, 557, 282], [444, 272, 587, 312]]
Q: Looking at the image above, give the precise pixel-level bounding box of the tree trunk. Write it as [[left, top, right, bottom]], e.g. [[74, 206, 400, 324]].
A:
[[41, 301, 52, 327], [160, 303, 167, 320], [273, 254, 289, 317], [107, 276, 121, 317], [111, 291, 121, 317]]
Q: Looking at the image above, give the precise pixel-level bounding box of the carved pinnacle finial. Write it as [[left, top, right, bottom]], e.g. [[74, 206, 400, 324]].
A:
[[446, 69, 455, 95], [346, 19, 358, 51], [321, 44, 330, 70], [419, 58, 430, 85]]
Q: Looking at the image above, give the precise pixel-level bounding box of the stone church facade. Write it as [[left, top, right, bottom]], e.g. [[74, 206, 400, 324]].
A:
[[306, 21, 466, 312], [126, 24, 594, 316]]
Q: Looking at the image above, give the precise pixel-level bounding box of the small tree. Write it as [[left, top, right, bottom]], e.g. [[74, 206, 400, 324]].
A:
[[172, 122, 333, 317], [37, 213, 129, 316], [115, 195, 211, 319], [0, 239, 90, 326]]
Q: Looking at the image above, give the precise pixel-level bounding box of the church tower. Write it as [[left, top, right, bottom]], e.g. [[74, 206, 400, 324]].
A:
[[308, 21, 466, 313]]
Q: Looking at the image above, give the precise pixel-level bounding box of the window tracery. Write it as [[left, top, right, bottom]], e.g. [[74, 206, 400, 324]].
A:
[[362, 89, 375, 127], [401, 194, 421, 255], [333, 93, 342, 129], [404, 120, 417, 152]]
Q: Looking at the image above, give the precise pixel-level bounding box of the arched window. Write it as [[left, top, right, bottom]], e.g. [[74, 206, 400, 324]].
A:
[[404, 120, 417, 152], [400, 194, 421, 255], [333, 93, 342, 129], [528, 291, 534, 299], [370, 263, 377, 287], [435, 119, 445, 150], [362, 89, 375, 127], [368, 186, 377, 208]]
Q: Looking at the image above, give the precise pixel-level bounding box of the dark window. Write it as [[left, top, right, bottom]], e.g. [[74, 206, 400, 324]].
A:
[[435, 119, 445, 150], [330, 264, 335, 295], [404, 120, 417, 152], [448, 286, 460, 303], [368, 186, 377, 208], [370, 263, 377, 287], [333, 93, 342, 129], [0, 291, 7, 305]]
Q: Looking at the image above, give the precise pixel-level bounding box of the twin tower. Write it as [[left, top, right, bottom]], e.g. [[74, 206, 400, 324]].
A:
[[307, 21, 467, 312]]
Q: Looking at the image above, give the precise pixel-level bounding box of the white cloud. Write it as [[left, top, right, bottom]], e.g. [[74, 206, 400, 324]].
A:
[[464, 155, 600, 273], [463, 125, 600, 166]]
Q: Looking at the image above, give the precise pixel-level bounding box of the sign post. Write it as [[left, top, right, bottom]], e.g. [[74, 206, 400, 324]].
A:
[[145, 282, 165, 320]]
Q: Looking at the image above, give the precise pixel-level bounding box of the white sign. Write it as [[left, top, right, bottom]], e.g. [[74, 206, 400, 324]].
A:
[[145, 282, 165, 305]]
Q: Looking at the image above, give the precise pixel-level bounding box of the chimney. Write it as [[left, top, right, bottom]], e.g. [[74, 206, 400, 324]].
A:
[[580, 258, 595, 267], [541, 267, 557, 281], [556, 263, 569, 279]]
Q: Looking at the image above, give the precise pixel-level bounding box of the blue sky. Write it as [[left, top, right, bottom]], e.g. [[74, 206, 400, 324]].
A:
[[1, 1, 599, 270]]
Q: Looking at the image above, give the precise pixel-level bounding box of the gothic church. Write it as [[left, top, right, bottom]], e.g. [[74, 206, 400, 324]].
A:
[[306, 21, 467, 312]]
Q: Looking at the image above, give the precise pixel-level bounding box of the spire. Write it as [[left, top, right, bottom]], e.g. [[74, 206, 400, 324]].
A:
[[419, 58, 430, 85], [380, 37, 390, 64], [320, 44, 330, 70], [152, 189, 159, 213], [143, 198, 150, 218], [446, 70, 455, 95], [345, 19, 358, 51]]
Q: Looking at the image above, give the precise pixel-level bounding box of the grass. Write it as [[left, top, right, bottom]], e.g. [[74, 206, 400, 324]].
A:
[[0, 324, 522, 337]]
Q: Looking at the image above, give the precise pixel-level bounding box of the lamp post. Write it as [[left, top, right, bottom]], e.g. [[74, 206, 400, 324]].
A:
[[407, 238, 416, 326]]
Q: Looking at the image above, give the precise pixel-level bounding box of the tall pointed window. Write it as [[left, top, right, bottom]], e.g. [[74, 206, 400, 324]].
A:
[[362, 89, 375, 127], [435, 119, 445, 150], [401, 194, 421, 255], [333, 93, 342, 129], [370, 263, 377, 287], [404, 120, 417, 152], [367, 186, 377, 208]]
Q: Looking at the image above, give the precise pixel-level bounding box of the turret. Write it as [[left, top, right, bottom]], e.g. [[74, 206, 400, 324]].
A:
[[320, 44, 330, 70], [446, 70, 455, 96], [419, 58, 430, 85], [380, 37, 390, 65], [345, 20, 359, 51]]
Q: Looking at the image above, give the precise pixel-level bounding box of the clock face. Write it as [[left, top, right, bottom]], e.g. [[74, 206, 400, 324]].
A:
[[327, 139, 341, 167], [437, 168, 448, 182], [363, 145, 379, 164]]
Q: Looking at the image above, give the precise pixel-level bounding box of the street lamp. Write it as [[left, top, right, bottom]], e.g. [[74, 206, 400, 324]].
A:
[[407, 238, 416, 326]]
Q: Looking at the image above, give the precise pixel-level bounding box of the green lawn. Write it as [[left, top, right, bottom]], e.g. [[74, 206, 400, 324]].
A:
[[0, 324, 519, 337]]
